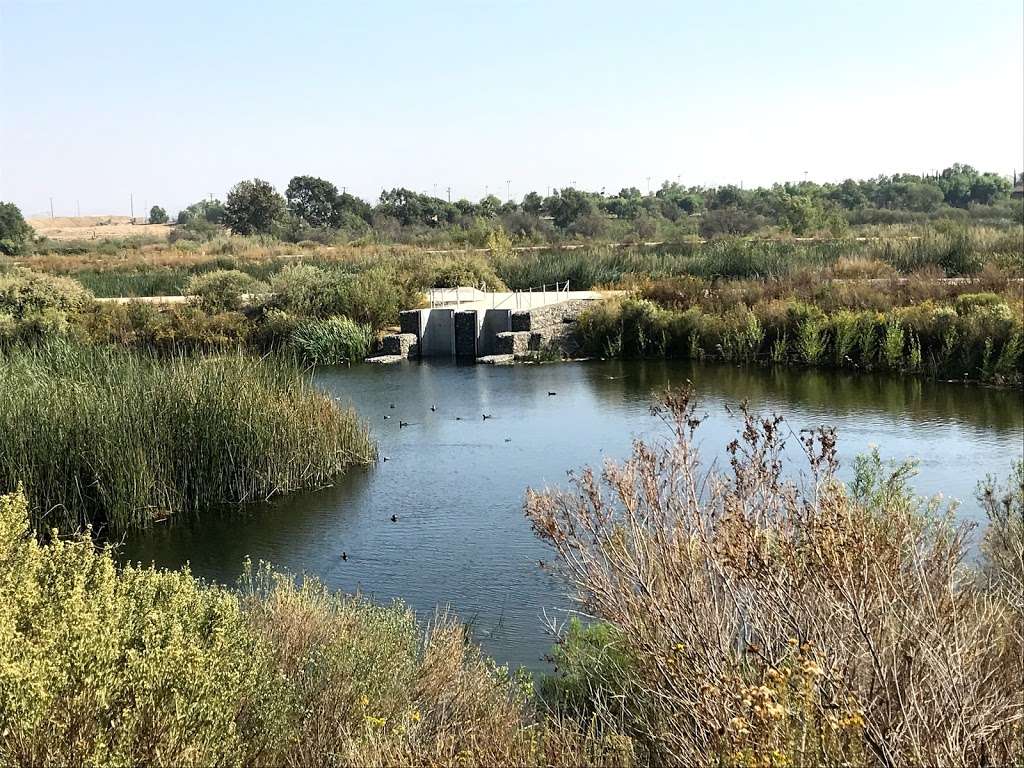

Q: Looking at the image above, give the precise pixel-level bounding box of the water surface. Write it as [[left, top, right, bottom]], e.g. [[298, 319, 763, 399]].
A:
[[121, 361, 1023, 671]]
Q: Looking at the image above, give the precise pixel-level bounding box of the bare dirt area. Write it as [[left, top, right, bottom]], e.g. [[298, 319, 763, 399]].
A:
[[28, 216, 172, 241]]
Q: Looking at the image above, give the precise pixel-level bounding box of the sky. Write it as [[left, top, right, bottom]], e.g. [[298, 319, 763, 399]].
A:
[[1, 0, 1021, 218]]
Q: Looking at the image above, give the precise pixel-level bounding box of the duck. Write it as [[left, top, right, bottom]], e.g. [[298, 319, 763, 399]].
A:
[[390, 514, 398, 522], [430, 404, 437, 412], [382, 456, 390, 462], [455, 416, 463, 421], [399, 420, 409, 428], [547, 391, 557, 396], [341, 552, 348, 561], [482, 414, 492, 421], [384, 415, 391, 420], [389, 403, 396, 409]]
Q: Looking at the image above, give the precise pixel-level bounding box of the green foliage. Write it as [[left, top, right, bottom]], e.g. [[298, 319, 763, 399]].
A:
[[540, 619, 634, 720], [148, 205, 169, 224], [0, 202, 33, 256], [224, 178, 287, 235], [286, 175, 342, 228], [0, 343, 375, 532], [0, 489, 562, 766], [291, 316, 376, 365], [177, 198, 226, 225], [184, 268, 261, 312], [579, 289, 1023, 385]]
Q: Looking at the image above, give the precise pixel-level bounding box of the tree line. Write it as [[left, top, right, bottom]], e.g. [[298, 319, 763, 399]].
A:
[[176, 164, 1018, 241]]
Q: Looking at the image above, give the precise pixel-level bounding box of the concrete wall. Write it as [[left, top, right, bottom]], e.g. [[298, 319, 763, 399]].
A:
[[419, 308, 455, 357], [478, 309, 511, 355]]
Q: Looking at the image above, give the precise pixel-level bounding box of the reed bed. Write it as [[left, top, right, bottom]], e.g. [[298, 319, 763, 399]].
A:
[[0, 343, 375, 533]]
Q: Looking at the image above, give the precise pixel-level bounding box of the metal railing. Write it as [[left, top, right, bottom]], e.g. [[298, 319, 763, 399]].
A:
[[428, 282, 571, 310]]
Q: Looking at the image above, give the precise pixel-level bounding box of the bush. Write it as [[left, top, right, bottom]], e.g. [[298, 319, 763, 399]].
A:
[[426, 256, 507, 291], [267, 264, 348, 317], [0, 201, 33, 255], [0, 488, 584, 766], [184, 268, 261, 312], [148, 205, 169, 224], [0, 267, 92, 319], [291, 316, 376, 365], [526, 390, 1024, 766]]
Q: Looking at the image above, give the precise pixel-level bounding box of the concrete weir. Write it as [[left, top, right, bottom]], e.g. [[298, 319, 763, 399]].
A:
[[368, 287, 604, 364]]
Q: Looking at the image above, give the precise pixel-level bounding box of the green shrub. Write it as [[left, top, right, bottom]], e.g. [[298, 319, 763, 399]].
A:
[[184, 268, 262, 312], [0, 267, 92, 318], [0, 488, 581, 767]]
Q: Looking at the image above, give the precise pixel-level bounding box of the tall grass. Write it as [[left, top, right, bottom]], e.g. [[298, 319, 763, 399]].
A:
[[0, 343, 375, 532], [578, 294, 1024, 385], [291, 316, 376, 365]]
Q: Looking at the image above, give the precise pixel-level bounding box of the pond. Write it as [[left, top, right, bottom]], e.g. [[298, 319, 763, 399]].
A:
[[121, 360, 1024, 672]]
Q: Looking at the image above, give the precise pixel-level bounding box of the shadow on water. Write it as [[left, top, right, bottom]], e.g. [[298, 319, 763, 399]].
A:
[[119, 359, 1023, 672]]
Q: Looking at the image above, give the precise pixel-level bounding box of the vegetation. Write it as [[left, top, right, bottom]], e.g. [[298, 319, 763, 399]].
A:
[[1, 395, 1020, 766], [0, 201, 33, 255], [0, 343, 375, 533], [148, 205, 169, 224], [526, 389, 1024, 766], [184, 268, 263, 312], [577, 279, 1023, 385], [224, 178, 287, 235], [291, 316, 376, 365]]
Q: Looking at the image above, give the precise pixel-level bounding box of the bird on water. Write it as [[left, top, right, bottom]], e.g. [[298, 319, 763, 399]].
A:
[[399, 420, 409, 428], [547, 391, 557, 396], [341, 552, 348, 561], [431, 404, 437, 412], [390, 514, 398, 522], [482, 414, 492, 420]]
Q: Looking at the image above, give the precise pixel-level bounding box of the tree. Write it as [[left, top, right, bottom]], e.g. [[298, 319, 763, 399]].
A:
[[177, 199, 225, 225], [546, 188, 596, 229], [521, 192, 543, 216], [224, 179, 286, 235], [148, 205, 169, 224], [0, 202, 32, 256], [285, 175, 340, 228]]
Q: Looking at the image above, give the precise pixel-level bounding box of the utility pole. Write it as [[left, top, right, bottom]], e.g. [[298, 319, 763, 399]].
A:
[[803, 171, 809, 183], [446, 186, 451, 203], [209, 192, 215, 202], [76, 200, 80, 217], [646, 176, 652, 195], [49, 197, 54, 219], [130, 193, 134, 221], [505, 179, 511, 200], [485, 184, 489, 197]]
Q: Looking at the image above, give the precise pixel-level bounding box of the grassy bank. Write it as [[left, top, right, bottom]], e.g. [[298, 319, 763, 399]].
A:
[[0, 343, 375, 533], [1, 403, 1020, 766], [13, 225, 1024, 297], [578, 280, 1024, 386]]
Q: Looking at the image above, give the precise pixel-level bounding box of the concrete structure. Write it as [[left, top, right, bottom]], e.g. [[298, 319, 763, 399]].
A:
[[377, 287, 603, 363]]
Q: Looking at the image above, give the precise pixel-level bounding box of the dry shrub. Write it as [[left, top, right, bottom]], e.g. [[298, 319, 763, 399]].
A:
[[526, 388, 1023, 767], [830, 257, 897, 280]]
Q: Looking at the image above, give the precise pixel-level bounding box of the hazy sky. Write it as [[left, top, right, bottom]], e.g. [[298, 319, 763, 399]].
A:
[[1, 0, 1021, 217]]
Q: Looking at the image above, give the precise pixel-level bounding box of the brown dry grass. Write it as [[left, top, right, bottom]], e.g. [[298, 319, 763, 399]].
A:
[[27, 216, 172, 241]]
